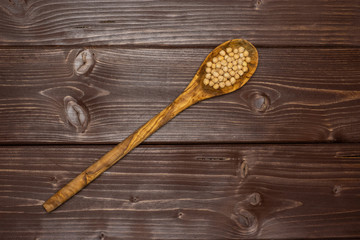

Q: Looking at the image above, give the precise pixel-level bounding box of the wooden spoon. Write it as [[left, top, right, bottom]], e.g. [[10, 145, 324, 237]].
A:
[[43, 39, 259, 212]]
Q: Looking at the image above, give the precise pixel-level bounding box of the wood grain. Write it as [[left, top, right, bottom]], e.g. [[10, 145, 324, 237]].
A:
[[0, 47, 359, 144], [0, 144, 359, 239], [0, 0, 359, 46]]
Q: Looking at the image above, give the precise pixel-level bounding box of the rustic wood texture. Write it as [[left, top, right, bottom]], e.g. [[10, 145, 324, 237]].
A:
[[0, 47, 359, 144], [0, 0, 359, 46], [0, 144, 359, 239]]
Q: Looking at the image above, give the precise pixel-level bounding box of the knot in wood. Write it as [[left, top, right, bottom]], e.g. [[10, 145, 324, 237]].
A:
[[249, 192, 262, 206], [64, 96, 89, 133], [74, 49, 95, 75]]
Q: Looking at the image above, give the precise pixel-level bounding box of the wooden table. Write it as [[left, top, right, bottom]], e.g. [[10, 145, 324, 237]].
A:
[[0, 0, 359, 239]]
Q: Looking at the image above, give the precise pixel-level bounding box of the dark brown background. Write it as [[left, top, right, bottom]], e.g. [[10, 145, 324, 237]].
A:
[[0, 0, 359, 239]]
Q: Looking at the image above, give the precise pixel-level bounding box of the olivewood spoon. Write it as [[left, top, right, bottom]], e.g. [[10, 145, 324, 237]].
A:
[[43, 39, 258, 212]]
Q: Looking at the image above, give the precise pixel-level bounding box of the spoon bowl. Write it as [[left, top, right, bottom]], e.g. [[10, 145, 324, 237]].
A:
[[43, 39, 259, 212]]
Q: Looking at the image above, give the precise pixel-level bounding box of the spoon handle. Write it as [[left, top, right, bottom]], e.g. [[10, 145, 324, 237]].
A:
[[43, 82, 203, 212]]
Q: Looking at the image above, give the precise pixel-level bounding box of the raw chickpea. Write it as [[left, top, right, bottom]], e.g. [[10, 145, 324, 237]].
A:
[[219, 82, 225, 88], [245, 57, 251, 63], [244, 50, 249, 57], [211, 69, 216, 74], [206, 73, 211, 79], [234, 54, 239, 59], [239, 47, 244, 52], [213, 71, 219, 77], [228, 62, 233, 68], [212, 63, 216, 69], [226, 57, 233, 63], [239, 70, 244, 76], [229, 52, 234, 57], [226, 80, 232, 87], [221, 60, 227, 66], [219, 69, 224, 75], [218, 56, 224, 61], [238, 64, 243, 70], [213, 77, 219, 83], [206, 61, 212, 67], [224, 55, 229, 60], [239, 53, 244, 58], [220, 50, 226, 56], [206, 67, 211, 73], [222, 66, 228, 72], [216, 63, 222, 68], [209, 81, 214, 87], [238, 59, 243, 65], [242, 62, 247, 67], [232, 65, 238, 71], [213, 83, 219, 89], [243, 66, 248, 72], [230, 77, 236, 84], [230, 70, 235, 76], [224, 72, 230, 79], [226, 47, 233, 53], [203, 79, 209, 85], [232, 61, 237, 66], [211, 75, 215, 80], [233, 48, 239, 54], [218, 76, 224, 82], [234, 74, 240, 79], [213, 57, 219, 63]]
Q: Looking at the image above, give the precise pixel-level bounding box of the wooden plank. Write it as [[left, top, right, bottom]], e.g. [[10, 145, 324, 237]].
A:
[[0, 0, 359, 46], [0, 144, 359, 239], [1, 47, 360, 144]]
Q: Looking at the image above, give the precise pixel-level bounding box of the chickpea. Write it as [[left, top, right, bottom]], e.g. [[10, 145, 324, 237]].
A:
[[234, 74, 240, 80], [232, 65, 238, 71], [224, 72, 230, 79], [203, 79, 209, 85], [239, 47, 244, 52], [219, 82, 225, 88], [230, 70, 236, 76], [213, 71, 219, 77], [213, 83, 219, 89], [226, 47, 233, 53], [212, 63, 216, 69], [216, 62, 222, 68], [219, 69, 224, 75], [240, 53, 244, 58], [209, 81, 214, 87], [218, 56, 224, 61], [221, 60, 227, 66], [213, 57, 219, 63], [230, 77, 236, 85], [245, 57, 251, 63], [228, 62, 233, 68], [239, 70, 244, 76], [220, 50, 226, 56], [233, 48, 239, 54], [226, 80, 232, 87], [206, 67, 211, 73], [243, 66, 248, 72], [242, 62, 247, 67], [226, 57, 233, 63], [244, 50, 249, 57], [206, 61, 212, 67], [218, 76, 224, 82], [222, 66, 228, 72], [234, 54, 240, 59], [213, 77, 219, 83], [206, 73, 211, 79], [229, 52, 234, 57]]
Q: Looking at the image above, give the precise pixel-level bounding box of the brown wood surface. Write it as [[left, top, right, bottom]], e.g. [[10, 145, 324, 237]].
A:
[[1, 144, 360, 239], [1, 0, 359, 238], [0, 47, 359, 144], [0, 0, 359, 46]]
